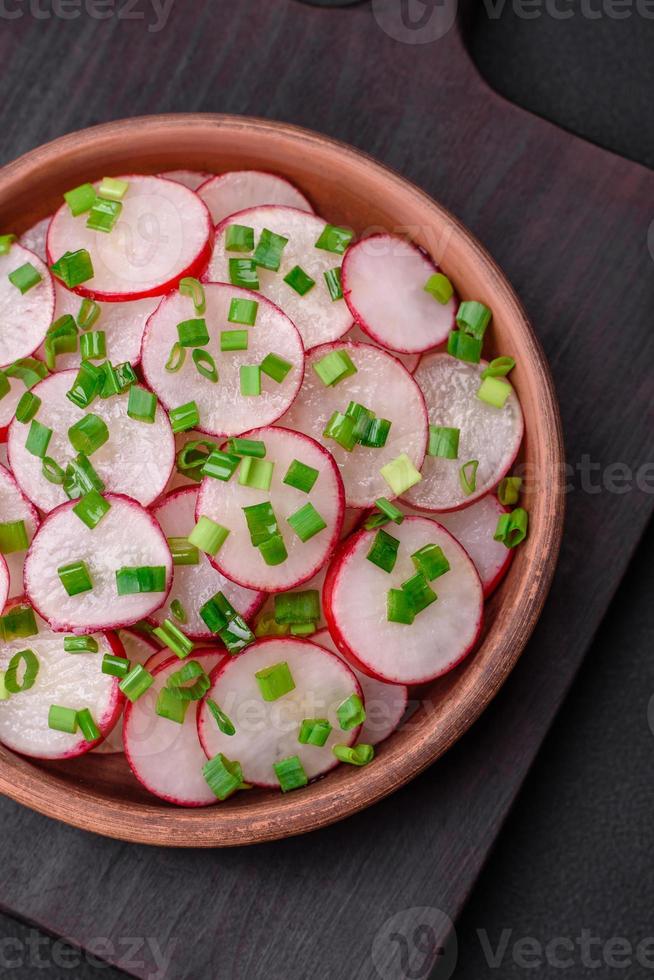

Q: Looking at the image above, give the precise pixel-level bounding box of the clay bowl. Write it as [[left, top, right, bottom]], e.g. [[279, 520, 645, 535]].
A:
[[0, 114, 564, 846]]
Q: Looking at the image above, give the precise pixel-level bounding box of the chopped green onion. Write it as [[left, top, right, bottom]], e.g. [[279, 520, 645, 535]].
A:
[[481, 356, 516, 379], [64, 182, 96, 215], [229, 258, 259, 290], [102, 654, 130, 678], [260, 353, 292, 383], [428, 425, 460, 459], [63, 452, 104, 499], [64, 636, 99, 654], [86, 197, 122, 233], [188, 515, 230, 556], [167, 537, 200, 566], [324, 267, 343, 301], [48, 705, 78, 734], [284, 265, 315, 295], [169, 400, 199, 434], [167, 660, 210, 701], [58, 560, 93, 597], [238, 457, 274, 491], [4, 649, 39, 693], [498, 476, 522, 506], [459, 459, 479, 496], [411, 543, 450, 581], [0, 605, 38, 641], [289, 622, 316, 636], [51, 249, 94, 288], [77, 708, 101, 742], [203, 753, 244, 800], [274, 590, 320, 625], [345, 401, 373, 439], [44, 315, 78, 370], [240, 365, 261, 396], [380, 454, 422, 496], [176, 438, 216, 482], [360, 417, 392, 449], [179, 276, 206, 314], [116, 566, 167, 595], [170, 599, 187, 624], [253, 228, 288, 272], [373, 498, 404, 525], [127, 385, 157, 424], [366, 528, 400, 573], [220, 330, 248, 352], [206, 698, 236, 736], [0, 233, 16, 254], [323, 411, 357, 452], [287, 503, 327, 543], [401, 571, 437, 614], [478, 376, 512, 409], [199, 592, 254, 653], [228, 297, 259, 325], [0, 370, 8, 401], [273, 755, 308, 793], [41, 457, 63, 485], [98, 176, 129, 201], [315, 224, 354, 255], [192, 348, 219, 383], [165, 342, 186, 373], [228, 438, 266, 458], [298, 718, 332, 746], [202, 450, 240, 482], [447, 330, 482, 364], [198, 592, 229, 633], [177, 318, 209, 347], [255, 610, 289, 638], [313, 349, 357, 387], [79, 331, 106, 361], [25, 419, 52, 458], [259, 533, 288, 566], [15, 391, 41, 423], [242, 501, 277, 545], [119, 664, 154, 702], [424, 272, 454, 304], [152, 619, 195, 660], [77, 298, 101, 331], [5, 357, 48, 389], [72, 490, 111, 530], [283, 459, 319, 494], [9, 262, 42, 294], [494, 507, 529, 548], [225, 224, 255, 253], [156, 687, 189, 724], [98, 360, 122, 398], [68, 413, 109, 455], [337, 693, 366, 731], [0, 520, 28, 554], [333, 743, 374, 766], [456, 300, 492, 340], [66, 360, 102, 409], [387, 588, 415, 625]]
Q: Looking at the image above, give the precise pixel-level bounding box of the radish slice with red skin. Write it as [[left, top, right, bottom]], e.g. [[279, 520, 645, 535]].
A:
[[7, 370, 175, 513], [46, 176, 213, 302], [313, 628, 407, 746], [0, 245, 55, 368], [25, 494, 173, 635], [197, 171, 313, 225], [205, 206, 353, 350], [324, 516, 483, 685], [281, 341, 428, 509], [197, 426, 344, 593], [141, 282, 304, 438], [346, 322, 421, 374], [0, 463, 39, 598], [0, 607, 125, 760], [403, 352, 524, 512], [20, 216, 50, 261], [150, 487, 265, 640], [197, 637, 362, 788], [342, 235, 456, 355], [160, 170, 213, 191], [0, 554, 8, 612], [124, 649, 225, 806]]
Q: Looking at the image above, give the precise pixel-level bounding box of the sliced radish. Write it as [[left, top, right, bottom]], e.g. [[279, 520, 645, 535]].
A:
[[197, 426, 344, 593], [197, 171, 313, 225], [0, 374, 26, 442], [346, 322, 421, 374], [0, 607, 125, 760], [25, 494, 173, 634], [160, 170, 213, 191], [313, 628, 407, 746], [205, 206, 353, 349], [0, 244, 55, 368], [150, 487, 265, 639], [46, 176, 213, 302], [20, 216, 50, 261], [324, 515, 483, 685], [281, 341, 428, 509], [8, 370, 174, 513], [198, 637, 362, 787], [124, 649, 225, 806], [140, 282, 304, 438], [0, 554, 8, 611], [403, 352, 524, 512], [342, 235, 456, 354], [0, 463, 39, 598]]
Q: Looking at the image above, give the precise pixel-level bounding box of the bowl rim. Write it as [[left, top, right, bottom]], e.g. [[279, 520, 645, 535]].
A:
[[0, 113, 565, 847]]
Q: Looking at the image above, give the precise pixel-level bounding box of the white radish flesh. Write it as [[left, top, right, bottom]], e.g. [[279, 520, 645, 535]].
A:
[[342, 235, 456, 354], [160, 170, 213, 191], [140, 282, 304, 438], [20, 217, 50, 261], [324, 516, 483, 685], [25, 494, 173, 634], [0, 245, 55, 368], [7, 370, 174, 513], [403, 352, 524, 512], [346, 322, 421, 374], [46, 176, 213, 301], [198, 637, 362, 787], [0, 375, 26, 441], [0, 463, 39, 598], [205, 206, 352, 349], [281, 341, 428, 509], [197, 171, 313, 225], [197, 426, 344, 593]]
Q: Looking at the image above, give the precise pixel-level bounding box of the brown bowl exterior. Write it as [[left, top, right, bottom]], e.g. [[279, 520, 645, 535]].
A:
[[0, 114, 565, 847]]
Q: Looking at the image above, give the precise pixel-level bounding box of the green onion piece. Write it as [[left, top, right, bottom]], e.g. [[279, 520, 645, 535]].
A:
[[152, 619, 195, 660], [447, 330, 482, 364], [240, 364, 261, 396], [72, 490, 111, 530], [411, 543, 450, 581], [273, 755, 308, 793], [86, 197, 123, 233], [203, 753, 245, 800], [68, 413, 109, 455], [77, 298, 101, 331], [380, 454, 422, 496], [165, 342, 186, 373], [127, 385, 157, 424], [424, 272, 454, 304], [459, 459, 479, 496], [58, 559, 93, 597], [199, 592, 255, 654], [345, 400, 373, 437], [229, 258, 259, 290], [64, 636, 99, 654], [98, 176, 129, 201], [9, 262, 42, 294], [167, 537, 200, 566], [0, 604, 38, 641], [25, 419, 52, 458], [119, 664, 154, 702], [198, 592, 229, 633], [156, 687, 189, 724], [225, 224, 255, 253], [0, 234, 16, 254], [44, 315, 78, 370], [79, 331, 106, 361], [313, 349, 357, 387], [283, 459, 319, 494], [51, 249, 94, 288], [428, 425, 460, 459], [337, 693, 366, 731], [494, 507, 529, 548], [298, 718, 332, 747], [15, 391, 41, 424], [374, 498, 404, 524], [116, 566, 167, 595], [115, 363, 136, 390], [274, 590, 320, 625], [188, 515, 230, 556], [170, 599, 187, 624], [102, 654, 130, 678], [315, 224, 354, 255], [220, 330, 248, 352], [366, 528, 400, 573], [176, 438, 216, 482], [63, 452, 105, 500], [481, 356, 516, 379], [64, 182, 96, 216], [259, 533, 288, 566], [5, 357, 48, 389], [97, 360, 120, 399], [360, 417, 392, 449], [254, 610, 289, 638], [456, 300, 492, 340], [0, 520, 29, 554], [169, 400, 200, 434], [192, 348, 219, 383], [228, 297, 259, 325], [167, 660, 210, 702], [290, 622, 316, 637], [477, 376, 512, 409], [243, 501, 278, 545], [498, 476, 522, 506], [387, 588, 415, 625], [323, 411, 357, 452], [0, 370, 8, 401], [48, 705, 78, 734], [177, 318, 209, 348], [238, 457, 274, 492], [287, 503, 327, 543], [401, 571, 437, 614], [206, 698, 236, 736], [178, 276, 206, 314], [284, 265, 315, 295], [253, 228, 289, 272], [324, 267, 343, 301], [66, 360, 102, 409], [77, 708, 101, 742], [4, 649, 39, 693], [202, 450, 240, 482], [333, 743, 374, 766], [255, 661, 296, 702], [260, 352, 292, 383], [228, 438, 266, 458], [0, 674, 9, 701]]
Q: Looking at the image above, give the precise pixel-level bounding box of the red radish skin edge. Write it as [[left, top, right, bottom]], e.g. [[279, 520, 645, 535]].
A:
[[195, 172, 315, 216], [322, 520, 485, 684], [341, 234, 457, 355], [45, 176, 214, 302], [1, 245, 56, 365], [196, 636, 364, 787], [23, 493, 174, 635]]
